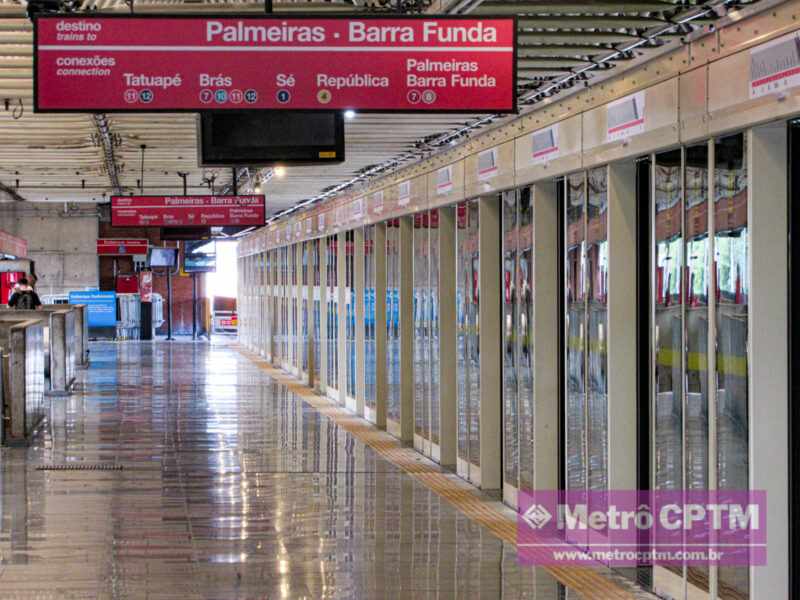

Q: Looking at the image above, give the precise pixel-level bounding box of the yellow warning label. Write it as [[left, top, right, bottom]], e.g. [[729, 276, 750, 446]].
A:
[[319, 151, 337, 158]]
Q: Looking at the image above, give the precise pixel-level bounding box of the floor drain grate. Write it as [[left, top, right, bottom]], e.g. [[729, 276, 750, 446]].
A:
[[36, 463, 123, 471]]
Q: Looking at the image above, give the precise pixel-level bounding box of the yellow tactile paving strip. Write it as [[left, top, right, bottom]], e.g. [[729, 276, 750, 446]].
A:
[[239, 347, 643, 600]]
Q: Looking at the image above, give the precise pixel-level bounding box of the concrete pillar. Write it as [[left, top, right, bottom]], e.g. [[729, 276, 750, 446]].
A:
[[748, 123, 788, 599], [398, 216, 415, 442], [354, 227, 366, 416], [437, 206, 457, 469], [319, 237, 329, 392], [607, 161, 638, 491], [478, 195, 502, 490], [531, 181, 560, 492], [372, 223, 387, 428], [337, 231, 347, 404]]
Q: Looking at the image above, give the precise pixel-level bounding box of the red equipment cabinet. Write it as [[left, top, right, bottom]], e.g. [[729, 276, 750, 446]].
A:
[[0, 271, 24, 304]]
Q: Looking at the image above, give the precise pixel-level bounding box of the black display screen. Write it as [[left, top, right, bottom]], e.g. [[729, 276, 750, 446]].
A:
[[198, 110, 344, 166], [184, 240, 216, 273]]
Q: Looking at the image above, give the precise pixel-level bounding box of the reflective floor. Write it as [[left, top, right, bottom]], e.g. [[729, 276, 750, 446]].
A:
[[0, 341, 643, 599]]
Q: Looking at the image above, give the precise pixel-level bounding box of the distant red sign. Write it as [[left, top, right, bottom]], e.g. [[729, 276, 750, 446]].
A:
[[33, 15, 516, 113], [97, 238, 149, 255], [0, 230, 27, 258], [139, 270, 153, 302], [111, 195, 265, 227]]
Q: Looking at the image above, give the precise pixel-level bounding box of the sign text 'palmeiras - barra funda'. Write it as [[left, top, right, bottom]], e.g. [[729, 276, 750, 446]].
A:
[[111, 195, 266, 227], [34, 16, 517, 113]]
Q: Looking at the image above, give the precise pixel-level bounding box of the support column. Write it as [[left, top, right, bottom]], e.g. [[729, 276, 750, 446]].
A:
[[749, 123, 788, 599], [607, 161, 638, 491], [319, 238, 329, 392], [478, 195, 502, 490], [337, 231, 347, 405], [531, 181, 560, 492], [354, 227, 366, 416], [373, 223, 387, 428], [398, 216, 414, 442], [437, 206, 457, 469]]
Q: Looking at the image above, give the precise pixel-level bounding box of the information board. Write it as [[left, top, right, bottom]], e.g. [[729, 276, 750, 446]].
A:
[[69, 290, 117, 327], [111, 195, 265, 227], [96, 238, 149, 255], [34, 15, 516, 113]]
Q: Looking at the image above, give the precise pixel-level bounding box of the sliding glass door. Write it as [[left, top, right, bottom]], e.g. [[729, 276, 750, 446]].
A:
[[325, 235, 339, 400], [502, 188, 535, 506], [386, 220, 402, 429], [457, 199, 481, 484], [413, 210, 441, 461], [652, 134, 749, 600]]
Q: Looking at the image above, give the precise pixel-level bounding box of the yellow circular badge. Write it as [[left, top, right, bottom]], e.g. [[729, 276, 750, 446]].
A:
[[317, 89, 332, 104]]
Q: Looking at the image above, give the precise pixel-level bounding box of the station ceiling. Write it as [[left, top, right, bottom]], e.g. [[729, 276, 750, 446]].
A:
[[0, 0, 756, 223]]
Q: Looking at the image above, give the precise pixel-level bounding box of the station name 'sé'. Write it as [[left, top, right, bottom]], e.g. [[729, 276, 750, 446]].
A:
[[205, 21, 498, 44]]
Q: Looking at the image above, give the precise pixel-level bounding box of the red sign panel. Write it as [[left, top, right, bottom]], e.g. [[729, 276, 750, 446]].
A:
[[34, 15, 516, 113], [0, 230, 27, 258], [111, 195, 265, 227], [97, 238, 149, 255], [139, 271, 153, 302]]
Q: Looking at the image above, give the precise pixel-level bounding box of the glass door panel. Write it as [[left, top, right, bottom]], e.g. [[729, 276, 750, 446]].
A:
[[467, 201, 481, 473], [565, 173, 587, 495], [456, 200, 481, 482], [301, 242, 309, 374], [586, 168, 609, 494], [281, 246, 289, 364], [291, 245, 298, 370], [457, 202, 470, 476], [714, 133, 749, 600], [429, 209, 441, 454], [364, 226, 377, 415], [654, 149, 684, 493], [502, 190, 520, 499], [345, 231, 356, 401], [326, 236, 339, 395], [386, 220, 402, 425], [518, 188, 535, 493], [312, 240, 321, 383], [414, 212, 430, 453]]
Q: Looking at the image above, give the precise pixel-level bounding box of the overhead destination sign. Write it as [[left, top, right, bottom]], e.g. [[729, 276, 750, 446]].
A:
[[96, 238, 149, 255], [111, 195, 265, 227], [34, 15, 517, 113]]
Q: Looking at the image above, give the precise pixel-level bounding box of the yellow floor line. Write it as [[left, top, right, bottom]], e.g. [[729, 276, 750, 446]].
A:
[[239, 347, 641, 600]]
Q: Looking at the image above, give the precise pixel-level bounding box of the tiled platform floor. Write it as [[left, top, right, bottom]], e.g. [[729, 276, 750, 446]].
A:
[[0, 341, 652, 599]]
